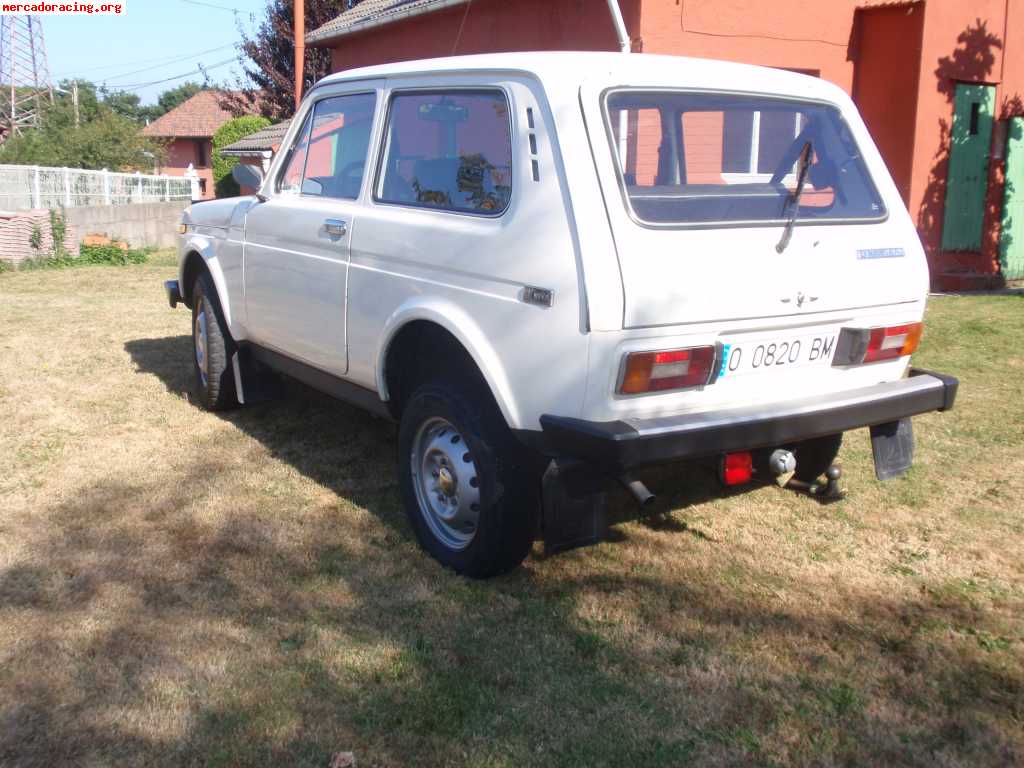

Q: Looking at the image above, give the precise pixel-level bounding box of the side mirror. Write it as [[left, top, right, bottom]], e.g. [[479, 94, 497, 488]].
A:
[[232, 163, 265, 193]]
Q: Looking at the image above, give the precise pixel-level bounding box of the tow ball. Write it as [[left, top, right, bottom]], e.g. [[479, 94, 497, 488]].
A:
[[769, 448, 844, 500]]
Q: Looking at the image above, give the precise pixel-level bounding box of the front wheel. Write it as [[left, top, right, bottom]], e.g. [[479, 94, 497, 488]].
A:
[[191, 274, 238, 411], [398, 380, 539, 577]]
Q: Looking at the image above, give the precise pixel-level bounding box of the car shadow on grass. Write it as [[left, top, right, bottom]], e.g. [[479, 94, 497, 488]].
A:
[[121, 335, 744, 544], [4, 334, 1009, 766]]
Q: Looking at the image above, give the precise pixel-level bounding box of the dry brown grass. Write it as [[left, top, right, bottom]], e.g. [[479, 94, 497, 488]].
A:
[[0, 255, 1022, 767]]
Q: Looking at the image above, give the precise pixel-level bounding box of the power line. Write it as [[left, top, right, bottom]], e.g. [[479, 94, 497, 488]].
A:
[[53, 43, 237, 78], [179, 0, 246, 13], [107, 56, 237, 90], [100, 44, 238, 82]]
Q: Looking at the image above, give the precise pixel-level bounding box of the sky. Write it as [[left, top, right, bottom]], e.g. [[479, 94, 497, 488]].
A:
[[43, 0, 274, 105]]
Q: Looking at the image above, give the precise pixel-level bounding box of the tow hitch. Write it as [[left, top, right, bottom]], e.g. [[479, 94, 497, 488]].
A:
[[786, 464, 844, 500], [764, 447, 844, 500]]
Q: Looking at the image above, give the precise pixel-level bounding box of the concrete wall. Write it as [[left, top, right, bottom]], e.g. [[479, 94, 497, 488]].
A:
[[64, 201, 189, 251]]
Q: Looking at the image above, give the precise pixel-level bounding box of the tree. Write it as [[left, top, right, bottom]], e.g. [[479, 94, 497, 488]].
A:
[[223, 0, 365, 120], [102, 89, 143, 122], [151, 82, 205, 118], [212, 114, 271, 197], [0, 83, 163, 170]]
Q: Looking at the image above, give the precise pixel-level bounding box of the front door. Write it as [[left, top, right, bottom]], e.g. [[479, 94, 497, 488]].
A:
[[1000, 117, 1024, 280], [941, 83, 995, 251], [243, 89, 378, 375]]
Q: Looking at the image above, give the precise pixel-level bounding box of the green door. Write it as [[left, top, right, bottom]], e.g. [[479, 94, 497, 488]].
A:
[[941, 83, 995, 251], [1000, 117, 1024, 280]]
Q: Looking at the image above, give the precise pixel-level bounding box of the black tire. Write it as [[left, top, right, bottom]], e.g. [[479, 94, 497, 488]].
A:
[[191, 273, 238, 411], [793, 433, 843, 483], [398, 379, 540, 578]]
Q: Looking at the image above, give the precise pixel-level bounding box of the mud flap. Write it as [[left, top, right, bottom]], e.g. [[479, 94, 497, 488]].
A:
[[870, 418, 914, 480], [232, 346, 283, 405], [542, 459, 608, 556]]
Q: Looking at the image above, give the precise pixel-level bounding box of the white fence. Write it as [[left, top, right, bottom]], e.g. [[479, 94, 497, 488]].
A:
[[0, 164, 196, 211]]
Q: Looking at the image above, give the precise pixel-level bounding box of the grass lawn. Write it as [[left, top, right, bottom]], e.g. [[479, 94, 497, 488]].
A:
[[1, 253, 1022, 767]]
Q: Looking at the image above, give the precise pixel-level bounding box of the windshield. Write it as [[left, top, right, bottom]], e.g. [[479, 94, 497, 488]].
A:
[[604, 90, 885, 226]]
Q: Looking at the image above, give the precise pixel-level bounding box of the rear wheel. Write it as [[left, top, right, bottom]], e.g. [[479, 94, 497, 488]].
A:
[[191, 274, 238, 411], [398, 379, 539, 577], [792, 433, 843, 483]]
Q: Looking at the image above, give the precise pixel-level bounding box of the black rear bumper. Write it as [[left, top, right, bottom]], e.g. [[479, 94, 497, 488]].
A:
[[539, 368, 958, 471]]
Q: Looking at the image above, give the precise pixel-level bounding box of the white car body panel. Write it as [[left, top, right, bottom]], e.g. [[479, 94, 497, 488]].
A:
[[177, 52, 929, 432]]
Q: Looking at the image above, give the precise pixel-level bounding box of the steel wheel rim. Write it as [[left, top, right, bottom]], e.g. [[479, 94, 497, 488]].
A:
[[194, 305, 209, 387], [410, 416, 481, 551]]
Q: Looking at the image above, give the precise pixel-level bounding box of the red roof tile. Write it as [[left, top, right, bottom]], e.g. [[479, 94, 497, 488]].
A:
[[142, 90, 236, 139]]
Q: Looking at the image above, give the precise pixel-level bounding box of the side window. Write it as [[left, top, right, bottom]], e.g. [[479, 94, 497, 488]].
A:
[[377, 89, 512, 214], [279, 115, 312, 194], [278, 92, 377, 199]]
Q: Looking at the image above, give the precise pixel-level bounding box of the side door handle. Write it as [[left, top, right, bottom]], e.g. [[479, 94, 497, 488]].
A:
[[324, 218, 347, 237]]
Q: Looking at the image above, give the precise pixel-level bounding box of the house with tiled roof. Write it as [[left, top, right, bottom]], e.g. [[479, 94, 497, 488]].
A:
[[217, 119, 292, 195], [142, 90, 237, 199]]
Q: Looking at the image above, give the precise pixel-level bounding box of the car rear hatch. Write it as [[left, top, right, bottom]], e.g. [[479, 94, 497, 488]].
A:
[[581, 83, 927, 331]]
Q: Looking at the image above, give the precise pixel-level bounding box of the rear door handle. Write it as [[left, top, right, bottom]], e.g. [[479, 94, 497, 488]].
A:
[[324, 219, 347, 237]]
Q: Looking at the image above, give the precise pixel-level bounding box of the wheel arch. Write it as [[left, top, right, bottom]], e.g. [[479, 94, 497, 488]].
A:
[[377, 304, 521, 429], [179, 239, 233, 329]]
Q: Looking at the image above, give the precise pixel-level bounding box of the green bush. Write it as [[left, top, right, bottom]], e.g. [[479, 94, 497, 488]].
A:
[[213, 115, 271, 198], [78, 243, 149, 265], [16, 242, 151, 270]]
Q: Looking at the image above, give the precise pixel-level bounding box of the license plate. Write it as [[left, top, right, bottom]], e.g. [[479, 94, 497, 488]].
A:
[[719, 334, 836, 378]]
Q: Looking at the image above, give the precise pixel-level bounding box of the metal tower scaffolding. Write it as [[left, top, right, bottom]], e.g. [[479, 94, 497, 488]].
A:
[[0, 15, 53, 139]]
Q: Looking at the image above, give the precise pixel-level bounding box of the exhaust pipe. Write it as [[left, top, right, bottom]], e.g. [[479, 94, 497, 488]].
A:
[[619, 474, 655, 507]]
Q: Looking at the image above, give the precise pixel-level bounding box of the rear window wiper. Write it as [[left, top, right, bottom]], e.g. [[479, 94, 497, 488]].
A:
[[775, 141, 813, 254]]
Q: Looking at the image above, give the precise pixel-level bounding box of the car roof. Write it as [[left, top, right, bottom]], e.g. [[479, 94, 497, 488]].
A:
[[315, 52, 849, 105]]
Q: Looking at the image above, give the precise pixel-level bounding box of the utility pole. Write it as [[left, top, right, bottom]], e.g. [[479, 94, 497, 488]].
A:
[[71, 80, 79, 128], [294, 0, 305, 110]]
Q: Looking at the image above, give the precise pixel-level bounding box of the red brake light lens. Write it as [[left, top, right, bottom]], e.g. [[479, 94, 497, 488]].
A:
[[619, 345, 717, 395], [721, 451, 753, 486], [833, 322, 923, 366]]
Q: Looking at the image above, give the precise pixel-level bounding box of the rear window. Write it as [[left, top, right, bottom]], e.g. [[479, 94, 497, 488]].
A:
[[376, 89, 513, 215], [605, 90, 885, 226]]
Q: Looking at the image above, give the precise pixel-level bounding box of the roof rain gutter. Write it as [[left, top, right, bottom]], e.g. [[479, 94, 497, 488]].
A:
[[306, 0, 470, 46], [605, 0, 630, 53]]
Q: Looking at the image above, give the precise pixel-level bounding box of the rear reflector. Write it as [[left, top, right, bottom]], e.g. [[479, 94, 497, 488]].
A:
[[619, 345, 717, 395], [721, 452, 753, 486], [833, 322, 923, 366]]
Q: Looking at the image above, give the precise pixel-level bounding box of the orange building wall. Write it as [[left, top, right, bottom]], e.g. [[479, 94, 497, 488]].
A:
[[329, 0, 640, 71], [910, 0, 1018, 284], [161, 137, 214, 199], [321, 0, 1022, 288], [852, 4, 925, 207]]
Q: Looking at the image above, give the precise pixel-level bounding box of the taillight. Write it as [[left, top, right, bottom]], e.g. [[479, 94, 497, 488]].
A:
[[864, 323, 923, 362], [833, 322, 923, 366], [619, 345, 718, 395], [720, 451, 753, 486]]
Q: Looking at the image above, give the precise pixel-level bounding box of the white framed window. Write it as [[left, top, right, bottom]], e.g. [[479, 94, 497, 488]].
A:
[[721, 110, 804, 184]]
